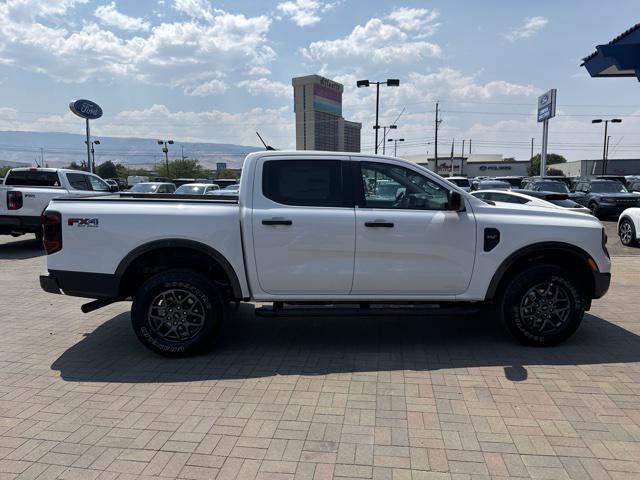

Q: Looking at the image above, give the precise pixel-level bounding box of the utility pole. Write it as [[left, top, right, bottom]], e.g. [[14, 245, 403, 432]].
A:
[[469, 139, 472, 154], [530, 138, 534, 160], [181, 145, 185, 161], [450, 139, 455, 175], [460, 139, 465, 176], [356, 79, 400, 154], [434, 102, 442, 173], [40, 147, 44, 167], [606, 135, 611, 162]]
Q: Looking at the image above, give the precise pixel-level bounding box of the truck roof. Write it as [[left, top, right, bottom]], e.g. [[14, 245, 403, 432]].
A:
[[8, 167, 94, 174], [245, 150, 400, 161]]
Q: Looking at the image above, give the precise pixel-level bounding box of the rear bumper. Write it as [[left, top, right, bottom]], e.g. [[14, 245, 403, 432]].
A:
[[0, 215, 40, 234], [593, 272, 611, 299], [40, 270, 119, 299]]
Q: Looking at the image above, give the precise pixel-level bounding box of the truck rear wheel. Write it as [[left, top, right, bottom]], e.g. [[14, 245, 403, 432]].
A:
[[498, 265, 585, 346], [131, 271, 223, 357]]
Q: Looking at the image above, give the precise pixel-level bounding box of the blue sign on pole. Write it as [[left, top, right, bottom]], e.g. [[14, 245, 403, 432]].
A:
[[69, 99, 103, 120], [537, 89, 556, 123]]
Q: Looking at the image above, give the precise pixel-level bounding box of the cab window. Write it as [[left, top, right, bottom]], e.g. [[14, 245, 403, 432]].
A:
[[360, 162, 449, 210]]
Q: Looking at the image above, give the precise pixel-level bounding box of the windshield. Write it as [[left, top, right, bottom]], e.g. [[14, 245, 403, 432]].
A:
[[548, 199, 581, 208], [448, 178, 470, 187], [536, 181, 569, 193], [175, 185, 206, 195], [479, 181, 510, 190], [130, 183, 159, 193], [223, 185, 239, 190], [591, 182, 628, 193], [496, 178, 522, 187]]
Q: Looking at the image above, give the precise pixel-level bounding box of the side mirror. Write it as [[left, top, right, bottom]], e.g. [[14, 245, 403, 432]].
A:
[[448, 190, 464, 211], [109, 185, 119, 193]]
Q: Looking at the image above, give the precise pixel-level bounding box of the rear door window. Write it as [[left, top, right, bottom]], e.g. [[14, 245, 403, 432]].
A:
[[5, 170, 61, 187], [262, 160, 344, 207], [66, 173, 91, 191]]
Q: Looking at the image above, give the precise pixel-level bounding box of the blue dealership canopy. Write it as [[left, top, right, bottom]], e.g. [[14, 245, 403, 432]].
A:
[[581, 23, 640, 81]]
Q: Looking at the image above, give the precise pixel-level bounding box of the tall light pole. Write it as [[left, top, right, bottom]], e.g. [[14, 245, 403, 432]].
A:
[[84, 139, 100, 172], [356, 79, 400, 154], [387, 138, 404, 157], [157, 139, 174, 177], [592, 118, 621, 174], [381, 124, 397, 154]]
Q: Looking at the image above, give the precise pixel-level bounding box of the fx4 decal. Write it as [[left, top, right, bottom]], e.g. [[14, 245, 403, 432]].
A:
[[68, 218, 99, 227]]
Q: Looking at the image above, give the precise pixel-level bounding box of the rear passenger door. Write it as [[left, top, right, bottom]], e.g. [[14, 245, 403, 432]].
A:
[[251, 158, 355, 295]]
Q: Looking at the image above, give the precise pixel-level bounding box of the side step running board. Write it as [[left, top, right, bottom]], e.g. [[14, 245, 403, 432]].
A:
[[255, 303, 481, 318]]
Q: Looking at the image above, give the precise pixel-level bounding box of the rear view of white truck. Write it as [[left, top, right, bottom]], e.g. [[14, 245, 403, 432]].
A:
[[0, 168, 117, 240]]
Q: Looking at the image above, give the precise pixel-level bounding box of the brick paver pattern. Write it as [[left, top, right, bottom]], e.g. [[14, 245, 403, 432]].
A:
[[1, 236, 640, 479]]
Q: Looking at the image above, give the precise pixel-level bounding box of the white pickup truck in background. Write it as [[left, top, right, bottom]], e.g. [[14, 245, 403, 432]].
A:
[[0, 168, 117, 240], [39, 151, 611, 356]]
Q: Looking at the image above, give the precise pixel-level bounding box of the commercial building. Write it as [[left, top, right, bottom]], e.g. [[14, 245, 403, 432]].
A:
[[556, 159, 640, 177], [292, 75, 362, 152], [402, 154, 531, 178]]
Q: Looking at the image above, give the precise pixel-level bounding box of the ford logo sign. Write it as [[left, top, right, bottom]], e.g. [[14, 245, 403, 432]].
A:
[[69, 99, 103, 120]]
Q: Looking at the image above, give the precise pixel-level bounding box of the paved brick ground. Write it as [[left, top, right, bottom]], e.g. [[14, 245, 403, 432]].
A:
[[1, 234, 640, 479]]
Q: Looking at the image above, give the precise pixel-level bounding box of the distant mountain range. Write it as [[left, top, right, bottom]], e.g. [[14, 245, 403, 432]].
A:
[[0, 131, 262, 170]]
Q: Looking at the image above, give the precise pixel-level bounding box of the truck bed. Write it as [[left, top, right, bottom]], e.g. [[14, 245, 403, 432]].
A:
[[53, 193, 239, 204]]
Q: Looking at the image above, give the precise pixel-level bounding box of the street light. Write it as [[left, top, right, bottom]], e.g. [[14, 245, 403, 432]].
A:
[[592, 118, 622, 174], [157, 139, 174, 177], [357, 79, 400, 154], [85, 139, 100, 172], [387, 138, 404, 157], [380, 125, 397, 155]]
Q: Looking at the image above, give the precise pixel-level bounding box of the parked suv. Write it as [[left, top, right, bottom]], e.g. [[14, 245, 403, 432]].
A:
[[572, 179, 640, 218], [522, 178, 570, 194]]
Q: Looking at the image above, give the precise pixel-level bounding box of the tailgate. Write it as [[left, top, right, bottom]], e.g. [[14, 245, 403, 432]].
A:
[[0, 187, 66, 217]]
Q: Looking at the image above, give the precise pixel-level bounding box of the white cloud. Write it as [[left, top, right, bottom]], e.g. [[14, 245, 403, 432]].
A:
[[406, 69, 541, 99], [95, 2, 150, 32], [172, 0, 215, 22], [276, 0, 339, 27], [238, 78, 290, 98], [248, 66, 271, 76], [504, 16, 548, 42], [2, 0, 88, 21], [184, 78, 227, 96], [302, 17, 440, 66], [387, 7, 439, 34], [0, 2, 275, 95]]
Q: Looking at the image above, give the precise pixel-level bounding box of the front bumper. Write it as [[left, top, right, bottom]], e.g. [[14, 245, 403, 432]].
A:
[[593, 271, 611, 299], [0, 215, 41, 234], [598, 204, 639, 216]]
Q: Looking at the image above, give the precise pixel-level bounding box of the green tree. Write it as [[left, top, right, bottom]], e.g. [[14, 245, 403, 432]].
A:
[[527, 153, 567, 176], [96, 160, 118, 179], [0, 165, 12, 179], [161, 158, 204, 179], [65, 161, 84, 171]]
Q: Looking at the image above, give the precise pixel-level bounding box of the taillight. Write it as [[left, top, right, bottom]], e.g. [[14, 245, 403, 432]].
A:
[[7, 191, 23, 210], [41, 211, 62, 254]]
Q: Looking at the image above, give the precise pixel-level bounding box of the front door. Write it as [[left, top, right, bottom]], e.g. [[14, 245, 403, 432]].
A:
[[251, 158, 356, 295], [352, 160, 477, 296]]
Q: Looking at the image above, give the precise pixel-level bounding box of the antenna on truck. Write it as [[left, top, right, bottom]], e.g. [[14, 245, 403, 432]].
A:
[[256, 132, 276, 151]]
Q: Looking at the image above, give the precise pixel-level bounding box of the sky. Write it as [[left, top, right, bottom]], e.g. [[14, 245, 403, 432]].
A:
[[0, 0, 639, 162]]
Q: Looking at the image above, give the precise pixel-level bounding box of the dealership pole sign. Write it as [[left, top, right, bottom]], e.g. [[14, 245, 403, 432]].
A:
[[69, 99, 103, 174], [537, 89, 556, 176]]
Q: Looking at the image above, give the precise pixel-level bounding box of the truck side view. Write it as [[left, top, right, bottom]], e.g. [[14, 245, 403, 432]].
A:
[[1, 168, 117, 240], [39, 152, 611, 356]]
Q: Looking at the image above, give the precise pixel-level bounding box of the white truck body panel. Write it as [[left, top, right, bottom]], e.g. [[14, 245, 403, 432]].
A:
[[43, 151, 611, 303]]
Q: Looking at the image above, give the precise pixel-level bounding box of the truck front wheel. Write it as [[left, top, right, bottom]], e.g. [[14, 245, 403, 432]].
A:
[[131, 271, 223, 357], [499, 265, 585, 346]]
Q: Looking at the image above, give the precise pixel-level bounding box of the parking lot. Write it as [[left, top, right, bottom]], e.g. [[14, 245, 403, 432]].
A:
[[1, 222, 640, 480]]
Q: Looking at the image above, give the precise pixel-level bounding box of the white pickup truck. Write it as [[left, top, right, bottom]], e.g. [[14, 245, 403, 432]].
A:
[[39, 151, 611, 356], [1, 168, 117, 240]]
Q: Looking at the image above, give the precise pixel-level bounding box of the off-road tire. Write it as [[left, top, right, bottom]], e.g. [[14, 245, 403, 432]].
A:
[[131, 270, 223, 357], [498, 265, 585, 346]]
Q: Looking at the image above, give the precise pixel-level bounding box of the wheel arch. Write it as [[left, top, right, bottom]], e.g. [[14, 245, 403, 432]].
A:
[[485, 242, 597, 301], [115, 239, 243, 300]]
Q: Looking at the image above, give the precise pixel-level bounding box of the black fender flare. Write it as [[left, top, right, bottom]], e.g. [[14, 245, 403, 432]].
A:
[[484, 241, 596, 300], [115, 239, 243, 299]]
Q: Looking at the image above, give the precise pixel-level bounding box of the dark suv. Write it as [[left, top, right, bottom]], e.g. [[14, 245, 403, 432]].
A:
[[572, 179, 640, 218], [521, 178, 570, 194]]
